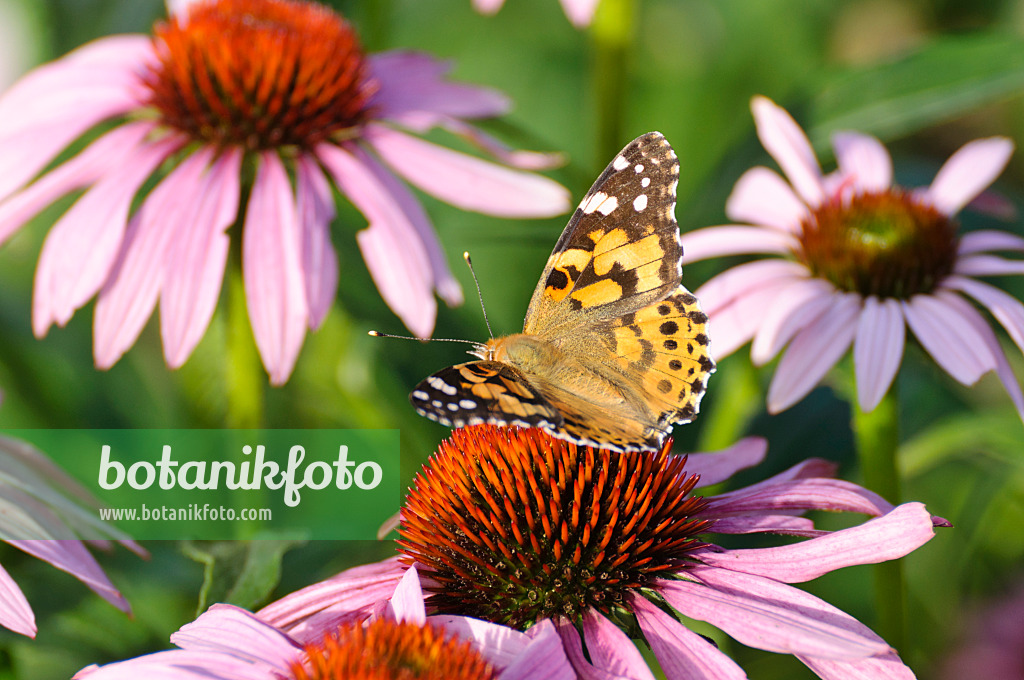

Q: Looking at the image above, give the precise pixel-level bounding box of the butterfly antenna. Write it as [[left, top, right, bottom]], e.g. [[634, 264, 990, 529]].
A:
[[367, 330, 482, 346], [463, 251, 494, 339]]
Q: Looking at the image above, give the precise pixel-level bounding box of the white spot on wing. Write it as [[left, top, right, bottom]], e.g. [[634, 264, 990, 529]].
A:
[[427, 376, 457, 395], [459, 399, 477, 409], [641, 177, 650, 188], [634, 164, 644, 173], [412, 390, 429, 400], [581, 191, 618, 215], [633, 194, 648, 211], [612, 155, 629, 171]]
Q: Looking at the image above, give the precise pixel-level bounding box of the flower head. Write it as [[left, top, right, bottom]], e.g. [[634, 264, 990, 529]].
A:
[[77, 565, 574, 680], [263, 425, 948, 679], [0, 0, 569, 385], [681, 96, 1024, 416]]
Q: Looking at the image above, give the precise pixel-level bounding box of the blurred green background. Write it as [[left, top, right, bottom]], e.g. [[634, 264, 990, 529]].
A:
[[0, 0, 1022, 678]]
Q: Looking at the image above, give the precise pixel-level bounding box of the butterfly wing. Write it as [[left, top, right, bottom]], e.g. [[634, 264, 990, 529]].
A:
[[410, 361, 563, 430], [523, 132, 682, 336]]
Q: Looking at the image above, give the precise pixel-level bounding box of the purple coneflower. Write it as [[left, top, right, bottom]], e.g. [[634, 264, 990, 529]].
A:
[[260, 425, 947, 679], [0, 0, 568, 384], [681, 96, 1024, 416], [75, 565, 574, 680]]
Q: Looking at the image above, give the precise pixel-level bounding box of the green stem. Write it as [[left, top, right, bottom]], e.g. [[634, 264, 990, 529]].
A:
[[589, 0, 637, 165], [225, 259, 265, 429], [852, 384, 903, 650]]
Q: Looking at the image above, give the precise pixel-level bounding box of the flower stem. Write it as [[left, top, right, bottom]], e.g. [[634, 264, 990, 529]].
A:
[[225, 257, 265, 429], [589, 0, 636, 165], [852, 385, 903, 650]]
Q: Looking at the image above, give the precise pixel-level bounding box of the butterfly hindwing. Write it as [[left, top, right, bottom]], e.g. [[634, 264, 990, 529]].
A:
[[410, 361, 562, 430], [524, 132, 681, 335]]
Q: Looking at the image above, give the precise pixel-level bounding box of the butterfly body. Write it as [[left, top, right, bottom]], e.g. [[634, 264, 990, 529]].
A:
[[411, 132, 715, 452]]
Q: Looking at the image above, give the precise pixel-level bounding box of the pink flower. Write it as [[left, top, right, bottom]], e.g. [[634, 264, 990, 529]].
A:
[[0, 435, 142, 638], [472, 0, 600, 28], [0, 0, 569, 385], [680, 96, 1024, 416], [75, 566, 575, 680], [262, 426, 949, 679]]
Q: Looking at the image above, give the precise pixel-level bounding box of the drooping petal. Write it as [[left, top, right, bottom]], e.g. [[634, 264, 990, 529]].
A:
[[366, 124, 570, 218], [555, 620, 632, 680], [901, 292, 997, 385], [700, 477, 895, 520], [945, 276, 1024, 354], [687, 437, 767, 488], [368, 52, 510, 125], [170, 604, 301, 671], [160, 149, 243, 368], [32, 135, 177, 337], [679, 225, 796, 264], [387, 566, 426, 625], [500, 620, 576, 680], [954, 254, 1024, 276], [295, 155, 338, 329], [73, 650, 278, 680], [580, 608, 656, 680], [724, 165, 809, 232], [695, 259, 807, 317], [659, 568, 891, 660], [0, 562, 34, 637], [767, 293, 861, 413], [0, 121, 159, 248], [799, 650, 916, 680], [630, 594, 746, 680], [750, 277, 836, 365], [831, 132, 892, 193], [317, 143, 437, 337], [693, 503, 936, 583], [707, 515, 821, 537], [94, 149, 214, 369], [925, 137, 1014, 216], [750, 96, 824, 207], [957, 229, 1024, 255], [243, 152, 309, 385], [8, 539, 129, 612], [853, 296, 906, 412], [439, 117, 565, 170], [429, 614, 529, 669]]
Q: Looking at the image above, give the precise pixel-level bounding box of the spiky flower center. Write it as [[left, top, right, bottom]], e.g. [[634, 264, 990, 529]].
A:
[[144, 0, 374, 150], [292, 618, 496, 680], [398, 426, 711, 630], [797, 190, 959, 298]]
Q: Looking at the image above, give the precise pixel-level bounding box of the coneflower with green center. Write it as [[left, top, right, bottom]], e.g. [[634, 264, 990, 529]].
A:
[[75, 567, 574, 680], [0, 0, 569, 385], [260, 425, 948, 679]]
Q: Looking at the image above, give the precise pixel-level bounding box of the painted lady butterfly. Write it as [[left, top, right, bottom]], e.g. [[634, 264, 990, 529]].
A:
[[411, 132, 715, 452]]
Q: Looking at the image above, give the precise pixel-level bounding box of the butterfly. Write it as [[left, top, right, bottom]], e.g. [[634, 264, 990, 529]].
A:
[[410, 132, 715, 452]]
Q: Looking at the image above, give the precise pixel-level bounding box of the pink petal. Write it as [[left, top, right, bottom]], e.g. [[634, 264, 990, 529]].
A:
[[160, 149, 242, 368], [957, 229, 1024, 255], [243, 153, 309, 385], [724, 166, 809, 232], [945, 276, 1024, 354], [707, 515, 820, 537], [799, 650, 916, 680], [295, 155, 338, 329], [171, 604, 301, 670], [925, 137, 1014, 216], [831, 131, 892, 193], [500, 620, 576, 680], [439, 117, 565, 170], [631, 594, 747, 680], [767, 293, 861, 413], [694, 503, 936, 582], [368, 51, 510, 124], [955, 253, 1024, 276], [318, 144, 438, 337], [73, 650, 279, 680], [686, 437, 768, 489], [701, 477, 895, 521], [429, 614, 529, 668], [0, 563, 35, 637], [0, 121, 159, 248], [581, 608, 656, 680], [387, 566, 426, 625], [901, 292, 997, 385], [659, 568, 891, 660], [31, 135, 176, 337], [9, 539, 129, 612], [367, 124, 570, 218], [559, 0, 600, 27], [695, 259, 807, 316], [708, 275, 800, 360], [751, 277, 836, 365], [473, 0, 506, 14], [853, 296, 906, 412], [679, 225, 796, 264], [710, 457, 838, 497], [555, 619, 631, 680], [94, 149, 213, 369], [751, 96, 824, 207]]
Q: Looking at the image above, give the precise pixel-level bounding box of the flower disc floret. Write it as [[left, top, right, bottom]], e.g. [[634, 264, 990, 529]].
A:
[[799, 189, 958, 298], [398, 425, 711, 629], [144, 0, 374, 150]]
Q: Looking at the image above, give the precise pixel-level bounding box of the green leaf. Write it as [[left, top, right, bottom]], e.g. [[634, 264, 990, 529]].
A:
[[182, 537, 306, 614], [809, 34, 1024, 147]]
